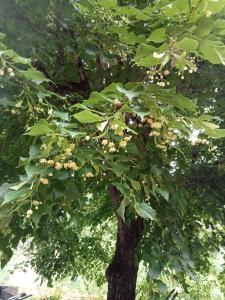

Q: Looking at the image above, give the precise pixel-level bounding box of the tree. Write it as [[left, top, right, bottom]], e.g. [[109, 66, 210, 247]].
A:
[[1, 0, 225, 299]]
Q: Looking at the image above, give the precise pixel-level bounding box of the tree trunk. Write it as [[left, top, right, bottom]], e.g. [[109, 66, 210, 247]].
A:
[[106, 187, 144, 300]]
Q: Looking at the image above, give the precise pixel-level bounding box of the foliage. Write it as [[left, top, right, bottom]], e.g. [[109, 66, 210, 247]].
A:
[[1, 0, 225, 297]]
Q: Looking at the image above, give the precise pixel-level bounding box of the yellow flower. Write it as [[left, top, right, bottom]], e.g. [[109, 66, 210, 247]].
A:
[[55, 162, 63, 170], [68, 161, 79, 171], [47, 160, 55, 166], [33, 200, 41, 206], [85, 172, 94, 178], [85, 136, 90, 141], [65, 148, 72, 155], [40, 158, 47, 164], [109, 147, 116, 153], [152, 131, 160, 136], [102, 139, 108, 146], [40, 177, 49, 185], [124, 136, 132, 141], [117, 131, 124, 137], [119, 140, 127, 148], [63, 162, 69, 169], [108, 142, 115, 148], [111, 124, 119, 130]]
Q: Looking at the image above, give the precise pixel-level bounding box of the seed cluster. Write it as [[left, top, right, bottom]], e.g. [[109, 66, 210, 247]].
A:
[[0, 67, 15, 77], [146, 69, 170, 87]]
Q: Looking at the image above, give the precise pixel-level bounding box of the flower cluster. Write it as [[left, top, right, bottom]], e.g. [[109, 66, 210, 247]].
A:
[[101, 135, 132, 154], [82, 172, 94, 181], [39, 158, 79, 171], [39, 177, 49, 185]]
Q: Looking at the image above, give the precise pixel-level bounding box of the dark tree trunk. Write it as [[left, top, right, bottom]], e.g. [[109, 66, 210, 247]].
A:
[[106, 187, 144, 300]]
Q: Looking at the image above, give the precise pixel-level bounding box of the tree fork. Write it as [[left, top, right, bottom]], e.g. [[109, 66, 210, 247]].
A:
[[106, 187, 144, 300]]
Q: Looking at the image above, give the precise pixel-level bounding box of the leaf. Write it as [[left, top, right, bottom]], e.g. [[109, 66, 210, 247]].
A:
[[135, 44, 159, 67], [3, 189, 30, 204], [155, 187, 169, 201], [208, 0, 225, 13], [74, 110, 105, 123], [135, 202, 156, 220], [21, 68, 49, 84], [130, 179, 141, 191], [147, 28, 166, 43], [200, 40, 225, 65], [97, 0, 117, 9], [119, 32, 137, 46], [159, 93, 197, 112], [116, 85, 140, 100], [65, 181, 81, 207], [117, 198, 130, 222], [10, 181, 28, 191], [25, 164, 42, 178], [176, 37, 198, 52], [0, 183, 11, 202], [136, 12, 149, 21], [28, 119, 54, 136], [84, 91, 112, 106], [205, 128, 225, 138], [115, 182, 131, 198], [52, 111, 69, 121]]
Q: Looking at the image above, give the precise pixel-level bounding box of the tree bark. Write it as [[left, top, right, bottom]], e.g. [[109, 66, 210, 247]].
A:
[[106, 187, 144, 300]]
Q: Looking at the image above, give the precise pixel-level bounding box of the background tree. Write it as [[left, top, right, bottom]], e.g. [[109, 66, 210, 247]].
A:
[[1, 0, 225, 299]]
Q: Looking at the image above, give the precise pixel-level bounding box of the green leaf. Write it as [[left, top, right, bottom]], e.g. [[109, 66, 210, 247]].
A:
[[155, 187, 169, 201], [74, 110, 105, 123], [28, 119, 54, 136], [136, 12, 149, 21], [25, 164, 42, 178], [135, 44, 159, 67], [21, 68, 49, 84], [205, 128, 225, 138], [135, 202, 156, 220], [176, 37, 198, 52], [52, 111, 69, 121], [147, 28, 166, 43], [200, 40, 225, 65], [97, 0, 117, 9], [159, 93, 197, 113], [0, 183, 11, 202], [3, 189, 30, 204], [119, 32, 137, 46], [117, 198, 130, 222], [84, 91, 112, 106], [116, 85, 140, 100], [65, 181, 81, 207], [115, 182, 131, 198], [208, 0, 225, 13]]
